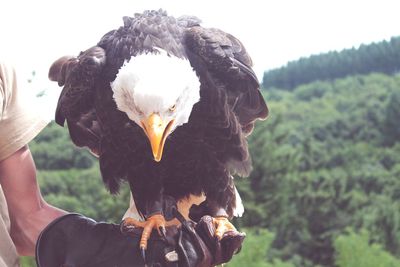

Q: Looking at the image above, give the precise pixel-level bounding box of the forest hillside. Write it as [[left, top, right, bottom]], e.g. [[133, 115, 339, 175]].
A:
[[262, 36, 400, 90]]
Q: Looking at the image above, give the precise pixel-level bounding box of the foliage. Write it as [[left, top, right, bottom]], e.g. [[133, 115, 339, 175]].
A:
[[227, 229, 294, 267], [262, 36, 400, 90], [383, 90, 400, 146], [334, 229, 400, 267], [29, 123, 96, 170], [238, 73, 400, 266], [20, 257, 35, 267], [38, 167, 131, 222]]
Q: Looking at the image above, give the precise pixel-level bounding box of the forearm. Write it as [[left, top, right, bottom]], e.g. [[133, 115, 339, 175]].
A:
[[0, 146, 67, 256], [1, 148, 42, 214]]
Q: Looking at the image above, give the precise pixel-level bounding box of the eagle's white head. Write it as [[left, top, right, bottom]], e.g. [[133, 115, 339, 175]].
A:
[[111, 50, 200, 162]]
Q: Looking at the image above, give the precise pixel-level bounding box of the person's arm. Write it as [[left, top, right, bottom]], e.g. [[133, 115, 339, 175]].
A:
[[0, 145, 67, 256]]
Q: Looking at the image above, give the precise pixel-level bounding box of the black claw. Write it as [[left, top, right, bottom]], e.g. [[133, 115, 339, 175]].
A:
[[140, 247, 146, 263], [120, 221, 135, 235], [119, 221, 127, 234], [159, 226, 167, 239]]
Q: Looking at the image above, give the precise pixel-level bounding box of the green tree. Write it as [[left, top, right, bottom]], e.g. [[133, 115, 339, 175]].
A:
[[334, 229, 400, 267], [227, 229, 294, 267], [262, 36, 400, 90], [383, 90, 400, 146]]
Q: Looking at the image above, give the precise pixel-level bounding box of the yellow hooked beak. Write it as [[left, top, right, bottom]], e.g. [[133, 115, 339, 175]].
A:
[[141, 113, 174, 162]]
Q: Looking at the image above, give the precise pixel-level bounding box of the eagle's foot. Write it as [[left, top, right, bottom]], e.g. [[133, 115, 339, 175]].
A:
[[121, 214, 180, 260], [213, 216, 237, 240]]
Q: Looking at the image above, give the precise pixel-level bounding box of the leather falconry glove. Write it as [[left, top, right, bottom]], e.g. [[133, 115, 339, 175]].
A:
[[36, 209, 245, 267]]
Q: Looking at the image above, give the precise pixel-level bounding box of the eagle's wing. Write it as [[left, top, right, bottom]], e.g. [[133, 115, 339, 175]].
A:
[[182, 25, 269, 218], [49, 46, 106, 155], [184, 26, 269, 135]]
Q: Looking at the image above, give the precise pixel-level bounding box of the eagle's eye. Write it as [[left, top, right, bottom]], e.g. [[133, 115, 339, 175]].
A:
[[169, 104, 176, 112]]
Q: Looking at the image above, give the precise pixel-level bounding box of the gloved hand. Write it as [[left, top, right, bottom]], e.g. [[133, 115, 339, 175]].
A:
[[35, 213, 176, 267], [35, 212, 245, 267]]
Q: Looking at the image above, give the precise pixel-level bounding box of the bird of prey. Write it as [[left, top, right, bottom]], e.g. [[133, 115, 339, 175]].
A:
[[49, 9, 268, 255]]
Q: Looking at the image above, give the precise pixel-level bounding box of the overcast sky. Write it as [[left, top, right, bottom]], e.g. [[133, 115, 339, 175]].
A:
[[1, 0, 399, 88]]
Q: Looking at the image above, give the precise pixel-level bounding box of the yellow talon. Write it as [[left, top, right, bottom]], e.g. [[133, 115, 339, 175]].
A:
[[213, 216, 237, 240], [122, 214, 180, 250]]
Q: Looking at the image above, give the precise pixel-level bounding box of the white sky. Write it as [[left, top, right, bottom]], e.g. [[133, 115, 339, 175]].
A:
[[1, 0, 399, 88]]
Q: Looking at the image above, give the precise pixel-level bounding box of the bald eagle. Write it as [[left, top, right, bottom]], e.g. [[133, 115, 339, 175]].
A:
[[49, 9, 268, 254]]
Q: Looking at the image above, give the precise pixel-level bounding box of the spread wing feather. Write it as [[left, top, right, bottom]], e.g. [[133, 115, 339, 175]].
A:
[[184, 26, 268, 135], [49, 46, 106, 155], [181, 23, 268, 217]]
